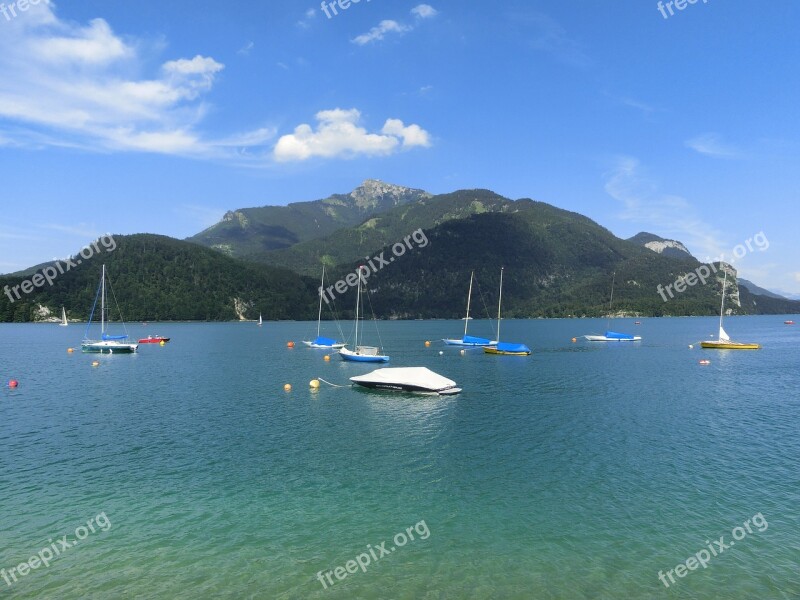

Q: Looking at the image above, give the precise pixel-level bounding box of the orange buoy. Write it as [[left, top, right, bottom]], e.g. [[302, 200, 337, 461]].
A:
[[424, 340, 431, 347], [323, 355, 331, 362], [91, 361, 100, 367], [287, 341, 295, 348], [8, 379, 18, 388], [67, 347, 74, 353], [571, 337, 577, 343], [283, 383, 292, 391]]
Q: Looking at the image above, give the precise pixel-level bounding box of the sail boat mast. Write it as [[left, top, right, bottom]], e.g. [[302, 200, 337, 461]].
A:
[[317, 265, 325, 338], [719, 269, 728, 330], [496, 267, 504, 342], [464, 271, 474, 337], [101, 264, 106, 336], [354, 269, 361, 347]]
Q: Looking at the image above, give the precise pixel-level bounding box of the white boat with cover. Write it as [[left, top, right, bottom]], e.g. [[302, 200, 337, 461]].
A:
[[350, 367, 461, 395]]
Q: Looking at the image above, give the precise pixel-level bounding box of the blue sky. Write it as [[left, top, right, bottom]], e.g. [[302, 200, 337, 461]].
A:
[[1, 0, 798, 294]]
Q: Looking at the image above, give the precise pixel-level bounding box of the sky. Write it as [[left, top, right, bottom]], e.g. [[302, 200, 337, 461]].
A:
[[1, 0, 798, 295]]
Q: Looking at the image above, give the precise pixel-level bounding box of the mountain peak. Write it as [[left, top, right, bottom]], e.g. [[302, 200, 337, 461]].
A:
[[628, 232, 693, 259], [345, 179, 431, 210]]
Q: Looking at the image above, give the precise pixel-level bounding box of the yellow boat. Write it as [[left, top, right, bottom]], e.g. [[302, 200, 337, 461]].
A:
[[701, 270, 760, 350], [700, 340, 760, 350]]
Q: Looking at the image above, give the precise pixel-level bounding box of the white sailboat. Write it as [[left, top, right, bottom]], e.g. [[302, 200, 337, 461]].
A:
[[303, 266, 344, 348], [339, 268, 389, 362], [700, 269, 760, 349], [483, 267, 531, 355], [81, 265, 138, 354], [584, 272, 641, 342], [442, 271, 497, 346], [59, 306, 68, 327], [258, 313, 263, 326]]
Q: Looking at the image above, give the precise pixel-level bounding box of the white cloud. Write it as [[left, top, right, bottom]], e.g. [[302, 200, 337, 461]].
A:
[[273, 108, 431, 162], [352, 20, 411, 45], [604, 156, 727, 260], [685, 133, 743, 159], [525, 12, 590, 67], [297, 7, 316, 28], [412, 4, 439, 19], [0, 3, 270, 160]]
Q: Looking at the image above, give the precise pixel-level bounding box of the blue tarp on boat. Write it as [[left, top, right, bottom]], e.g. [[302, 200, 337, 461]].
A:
[[463, 335, 492, 345], [604, 331, 635, 340], [102, 333, 128, 340], [496, 342, 531, 354], [311, 336, 338, 346]]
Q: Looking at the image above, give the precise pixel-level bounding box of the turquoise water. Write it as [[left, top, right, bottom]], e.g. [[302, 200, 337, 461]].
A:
[[1, 317, 799, 599]]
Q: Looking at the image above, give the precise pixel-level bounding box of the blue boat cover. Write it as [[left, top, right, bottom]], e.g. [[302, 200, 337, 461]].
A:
[[312, 336, 338, 346], [604, 331, 634, 340], [101, 333, 128, 340], [463, 335, 492, 345], [496, 342, 531, 353]]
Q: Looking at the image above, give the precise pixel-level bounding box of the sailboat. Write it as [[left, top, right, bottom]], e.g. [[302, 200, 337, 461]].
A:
[[303, 266, 344, 348], [258, 313, 263, 327], [339, 268, 389, 362], [700, 269, 760, 350], [584, 272, 641, 342], [483, 267, 531, 356], [81, 265, 138, 354], [59, 306, 68, 327], [442, 271, 497, 346]]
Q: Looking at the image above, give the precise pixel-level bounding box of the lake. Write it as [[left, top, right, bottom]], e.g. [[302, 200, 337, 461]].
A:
[[1, 316, 798, 598]]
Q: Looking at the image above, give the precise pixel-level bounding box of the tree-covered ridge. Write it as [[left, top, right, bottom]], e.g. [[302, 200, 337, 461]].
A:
[[0, 234, 317, 323]]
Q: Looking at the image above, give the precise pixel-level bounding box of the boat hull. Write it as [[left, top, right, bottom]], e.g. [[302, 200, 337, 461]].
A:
[[302, 341, 345, 349], [584, 335, 642, 342], [700, 341, 760, 350], [442, 338, 497, 347], [339, 347, 389, 362], [483, 346, 531, 356], [81, 341, 138, 354], [138, 337, 170, 344]]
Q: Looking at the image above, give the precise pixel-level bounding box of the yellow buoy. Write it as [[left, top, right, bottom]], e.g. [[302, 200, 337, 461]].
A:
[[310, 379, 320, 389], [323, 355, 331, 362], [67, 347, 74, 353], [91, 361, 100, 367], [159, 340, 166, 346], [283, 383, 292, 391], [424, 340, 431, 347]]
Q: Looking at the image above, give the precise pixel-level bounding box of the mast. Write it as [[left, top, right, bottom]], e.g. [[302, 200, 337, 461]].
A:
[[464, 271, 474, 337], [354, 268, 361, 348], [719, 269, 728, 330], [316, 266, 325, 338], [101, 264, 106, 336], [496, 267, 504, 342]]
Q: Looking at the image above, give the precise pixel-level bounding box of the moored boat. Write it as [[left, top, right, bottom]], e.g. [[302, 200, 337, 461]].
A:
[[81, 265, 138, 354], [700, 269, 760, 350], [350, 367, 461, 395], [138, 335, 170, 344]]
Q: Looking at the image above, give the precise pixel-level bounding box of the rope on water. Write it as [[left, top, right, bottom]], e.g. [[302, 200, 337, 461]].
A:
[[317, 377, 349, 388]]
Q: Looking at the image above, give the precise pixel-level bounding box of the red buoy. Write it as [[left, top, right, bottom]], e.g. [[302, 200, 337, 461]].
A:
[[8, 379, 19, 388]]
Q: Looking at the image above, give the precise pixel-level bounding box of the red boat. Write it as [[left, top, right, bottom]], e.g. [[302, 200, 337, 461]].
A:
[[785, 320, 795, 325], [138, 335, 170, 343]]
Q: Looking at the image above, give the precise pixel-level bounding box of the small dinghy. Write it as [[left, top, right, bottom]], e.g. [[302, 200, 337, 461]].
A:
[[350, 367, 462, 395]]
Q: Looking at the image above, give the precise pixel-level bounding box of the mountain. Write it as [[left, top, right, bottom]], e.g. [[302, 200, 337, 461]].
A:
[[628, 232, 694, 260], [737, 278, 787, 300], [189, 179, 430, 260], [320, 202, 728, 319], [0, 234, 317, 322]]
